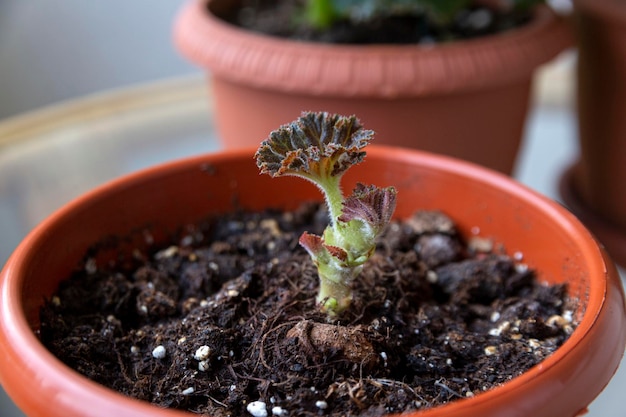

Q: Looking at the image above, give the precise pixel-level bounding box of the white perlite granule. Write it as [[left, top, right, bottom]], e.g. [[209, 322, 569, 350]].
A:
[[247, 401, 268, 417]]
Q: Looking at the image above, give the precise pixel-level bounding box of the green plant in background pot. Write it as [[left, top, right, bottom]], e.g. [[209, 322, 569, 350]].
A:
[[299, 0, 545, 34], [174, 0, 572, 175]]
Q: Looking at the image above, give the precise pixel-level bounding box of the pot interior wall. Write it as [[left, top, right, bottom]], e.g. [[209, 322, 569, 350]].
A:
[[18, 149, 593, 330]]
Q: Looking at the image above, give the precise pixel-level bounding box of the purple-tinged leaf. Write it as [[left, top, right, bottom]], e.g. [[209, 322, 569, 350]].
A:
[[299, 232, 348, 262], [338, 183, 397, 231], [324, 244, 348, 262], [299, 232, 326, 257]]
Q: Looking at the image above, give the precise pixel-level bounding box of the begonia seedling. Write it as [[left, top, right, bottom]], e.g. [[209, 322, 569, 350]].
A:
[[255, 112, 397, 316]]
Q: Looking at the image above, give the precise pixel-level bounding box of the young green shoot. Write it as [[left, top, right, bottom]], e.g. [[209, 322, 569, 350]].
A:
[[300, 0, 546, 31], [255, 112, 397, 316]]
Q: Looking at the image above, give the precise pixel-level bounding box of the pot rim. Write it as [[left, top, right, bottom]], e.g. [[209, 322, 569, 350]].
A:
[[0, 146, 623, 417], [173, 0, 573, 98]]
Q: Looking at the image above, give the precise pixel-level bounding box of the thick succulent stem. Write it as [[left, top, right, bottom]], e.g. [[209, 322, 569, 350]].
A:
[[316, 266, 356, 314]]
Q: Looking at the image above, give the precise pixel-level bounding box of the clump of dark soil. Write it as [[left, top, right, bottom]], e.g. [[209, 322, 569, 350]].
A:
[[223, 0, 535, 44], [39, 203, 576, 417]]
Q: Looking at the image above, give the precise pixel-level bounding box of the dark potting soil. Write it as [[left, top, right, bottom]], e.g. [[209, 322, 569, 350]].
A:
[[39, 203, 576, 417], [223, 0, 535, 44]]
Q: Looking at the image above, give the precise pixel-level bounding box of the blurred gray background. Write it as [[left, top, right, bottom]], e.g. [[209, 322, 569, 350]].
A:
[[0, 1, 198, 121]]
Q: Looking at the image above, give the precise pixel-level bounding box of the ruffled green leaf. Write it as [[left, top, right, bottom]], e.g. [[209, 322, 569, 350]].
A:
[[255, 111, 372, 180]]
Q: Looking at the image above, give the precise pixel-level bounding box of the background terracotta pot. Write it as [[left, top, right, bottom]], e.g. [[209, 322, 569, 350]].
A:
[[560, 0, 626, 267], [173, 0, 572, 174], [0, 146, 624, 417]]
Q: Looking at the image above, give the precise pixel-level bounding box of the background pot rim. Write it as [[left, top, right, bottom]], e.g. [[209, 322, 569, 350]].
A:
[[173, 0, 573, 97]]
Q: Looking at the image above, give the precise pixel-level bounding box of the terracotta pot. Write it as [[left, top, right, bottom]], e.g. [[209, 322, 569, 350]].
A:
[[560, 0, 626, 267], [173, 0, 572, 174], [0, 146, 624, 417]]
